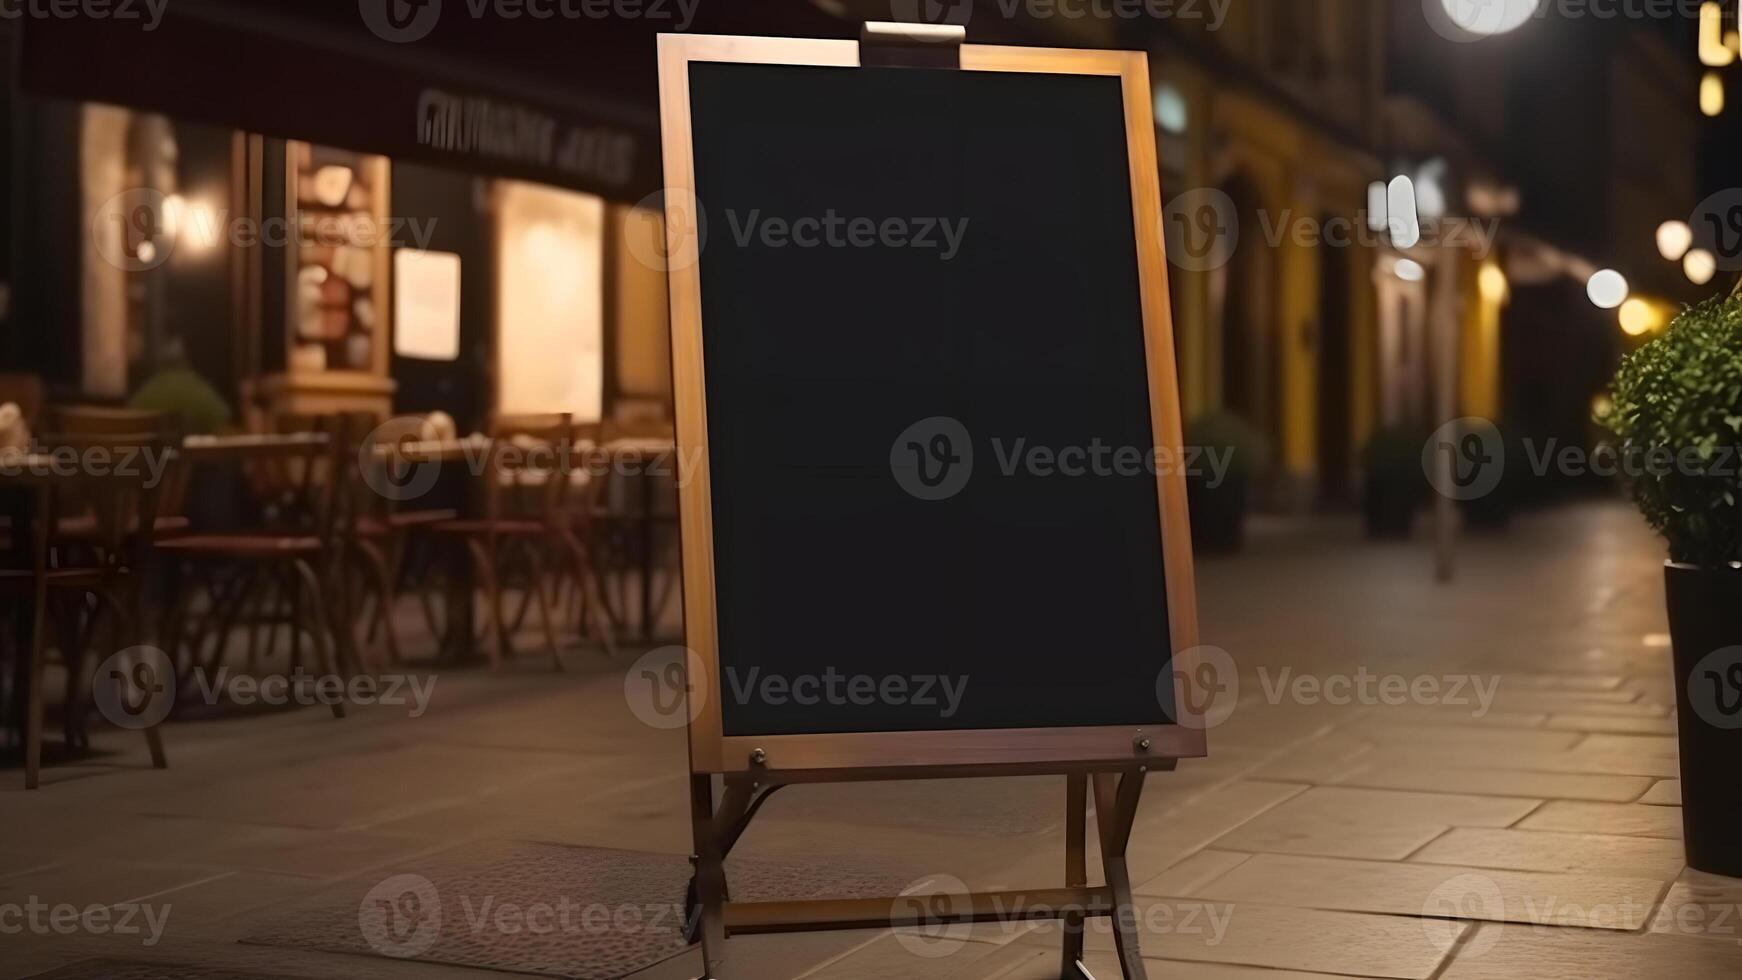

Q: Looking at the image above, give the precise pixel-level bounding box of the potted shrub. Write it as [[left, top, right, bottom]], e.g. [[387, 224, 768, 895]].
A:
[[1184, 412, 1270, 554], [1600, 294, 1742, 877], [1459, 428, 1525, 530], [1362, 426, 1427, 538]]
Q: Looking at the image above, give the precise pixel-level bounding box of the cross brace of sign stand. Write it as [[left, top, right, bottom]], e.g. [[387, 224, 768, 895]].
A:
[[683, 765, 1165, 980]]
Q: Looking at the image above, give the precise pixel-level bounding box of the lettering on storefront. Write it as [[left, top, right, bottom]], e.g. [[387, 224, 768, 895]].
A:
[[416, 88, 636, 187]]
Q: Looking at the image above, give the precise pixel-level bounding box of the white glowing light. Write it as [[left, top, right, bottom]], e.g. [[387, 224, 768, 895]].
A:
[[1387, 175, 1420, 248], [1585, 269, 1628, 309], [1656, 220, 1693, 261], [1685, 248, 1717, 285], [1153, 83, 1188, 135], [1441, 0, 1540, 37]]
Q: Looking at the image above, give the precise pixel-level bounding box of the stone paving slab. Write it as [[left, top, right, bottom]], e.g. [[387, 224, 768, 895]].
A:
[[1547, 714, 1679, 736], [1327, 762, 1652, 802], [1640, 779, 1681, 805], [1574, 733, 1679, 758], [1074, 955, 1362, 980], [1013, 898, 1465, 979], [1408, 827, 1687, 879], [1516, 801, 1684, 839], [1338, 742, 1680, 779], [1437, 923, 1742, 978], [1649, 869, 1742, 943], [1350, 724, 1585, 754], [1190, 853, 1667, 931], [1206, 785, 1541, 861]]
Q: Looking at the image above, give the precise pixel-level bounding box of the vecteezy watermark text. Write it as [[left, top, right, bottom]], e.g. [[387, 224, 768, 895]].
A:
[[1257, 667, 1500, 717], [358, 873, 694, 959], [0, 445, 174, 487], [94, 187, 438, 272], [1422, 416, 1742, 502], [990, 438, 1233, 486], [191, 667, 438, 718], [891, 873, 1233, 959], [0, 0, 166, 29], [0, 897, 170, 946], [891, 416, 1237, 502], [893, 0, 1231, 29], [723, 210, 970, 261], [723, 667, 971, 719], [361, 0, 701, 43]]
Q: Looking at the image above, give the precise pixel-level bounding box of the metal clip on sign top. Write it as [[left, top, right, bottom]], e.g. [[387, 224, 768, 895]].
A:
[[860, 21, 966, 69]]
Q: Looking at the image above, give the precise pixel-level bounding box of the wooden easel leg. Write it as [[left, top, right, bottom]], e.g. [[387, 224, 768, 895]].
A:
[[1093, 771, 1149, 980], [1061, 772, 1089, 978], [690, 774, 728, 979]]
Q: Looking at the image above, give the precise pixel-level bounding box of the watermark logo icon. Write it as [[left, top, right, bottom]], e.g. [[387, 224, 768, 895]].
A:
[[1691, 189, 1742, 273], [1421, 872, 1503, 956], [1424, 417, 1505, 501], [359, 418, 444, 502], [92, 188, 175, 272], [1689, 646, 1742, 730], [360, 0, 442, 42], [889, 0, 974, 23], [92, 646, 175, 730], [624, 646, 708, 730], [891, 416, 973, 501], [1163, 188, 1238, 272], [1166, 645, 1238, 730], [626, 189, 707, 273], [892, 874, 973, 958], [359, 874, 443, 958]]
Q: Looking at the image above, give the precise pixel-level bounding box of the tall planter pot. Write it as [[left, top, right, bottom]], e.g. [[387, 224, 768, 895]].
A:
[[1663, 562, 1742, 877], [1187, 473, 1247, 554]]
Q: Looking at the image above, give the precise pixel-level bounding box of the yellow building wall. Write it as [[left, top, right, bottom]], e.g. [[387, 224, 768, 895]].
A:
[[1461, 258, 1504, 421]]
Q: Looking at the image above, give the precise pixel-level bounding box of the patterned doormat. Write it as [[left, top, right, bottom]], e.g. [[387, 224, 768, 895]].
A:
[[237, 839, 911, 979], [25, 961, 311, 980]]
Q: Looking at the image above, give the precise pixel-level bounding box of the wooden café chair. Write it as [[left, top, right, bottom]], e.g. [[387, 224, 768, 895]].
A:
[[154, 417, 355, 713], [1, 433, 171, 788], [429, 414, 570, 671], [558, 421, 619, 657], [350, 414, 460, 665], [48, 406, 189, 542]]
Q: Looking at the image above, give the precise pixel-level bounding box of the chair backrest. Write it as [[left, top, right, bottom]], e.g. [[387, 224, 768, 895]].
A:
[[0, 375, 46, 429], [47, 407, 190, 522], [481, 413, 572, 529], [51, 405, 166, 438], [188, 414, 348, 542], [31, 433, 173, 574], [275, 412, 372, 544]]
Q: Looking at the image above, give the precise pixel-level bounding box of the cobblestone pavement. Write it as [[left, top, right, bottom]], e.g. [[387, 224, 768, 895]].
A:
[[6, 501, 1738, 979]]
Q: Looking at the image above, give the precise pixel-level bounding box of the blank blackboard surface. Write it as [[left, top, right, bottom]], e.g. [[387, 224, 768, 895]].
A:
[[689, 61, 1175, 737]]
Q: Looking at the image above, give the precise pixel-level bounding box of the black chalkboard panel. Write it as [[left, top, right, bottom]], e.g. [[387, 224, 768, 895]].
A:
[[689, 61, 1174, 737]]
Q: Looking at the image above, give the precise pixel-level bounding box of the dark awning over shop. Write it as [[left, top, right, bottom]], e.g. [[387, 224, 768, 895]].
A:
[[18, 0, 853, 201]]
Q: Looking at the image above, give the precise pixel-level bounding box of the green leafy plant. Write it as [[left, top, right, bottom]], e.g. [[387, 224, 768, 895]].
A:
[[1599, 294, 1742, 568]]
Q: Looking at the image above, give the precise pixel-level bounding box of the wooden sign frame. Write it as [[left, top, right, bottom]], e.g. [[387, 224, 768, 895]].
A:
[[657, 27, 1203, 979], [658, 31, 1205, 778]]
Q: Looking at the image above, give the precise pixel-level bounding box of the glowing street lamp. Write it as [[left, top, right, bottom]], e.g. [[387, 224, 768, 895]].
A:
[[1586, 269, 1628, 309], [1685, 248, 1717, 285], [1656, 220, 1693, 261], [1440, 0, 1540, 37], [1700, 2, 1736, 66], [1702, 72, 1725, 117], [1619, 298, 1663, 336]]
